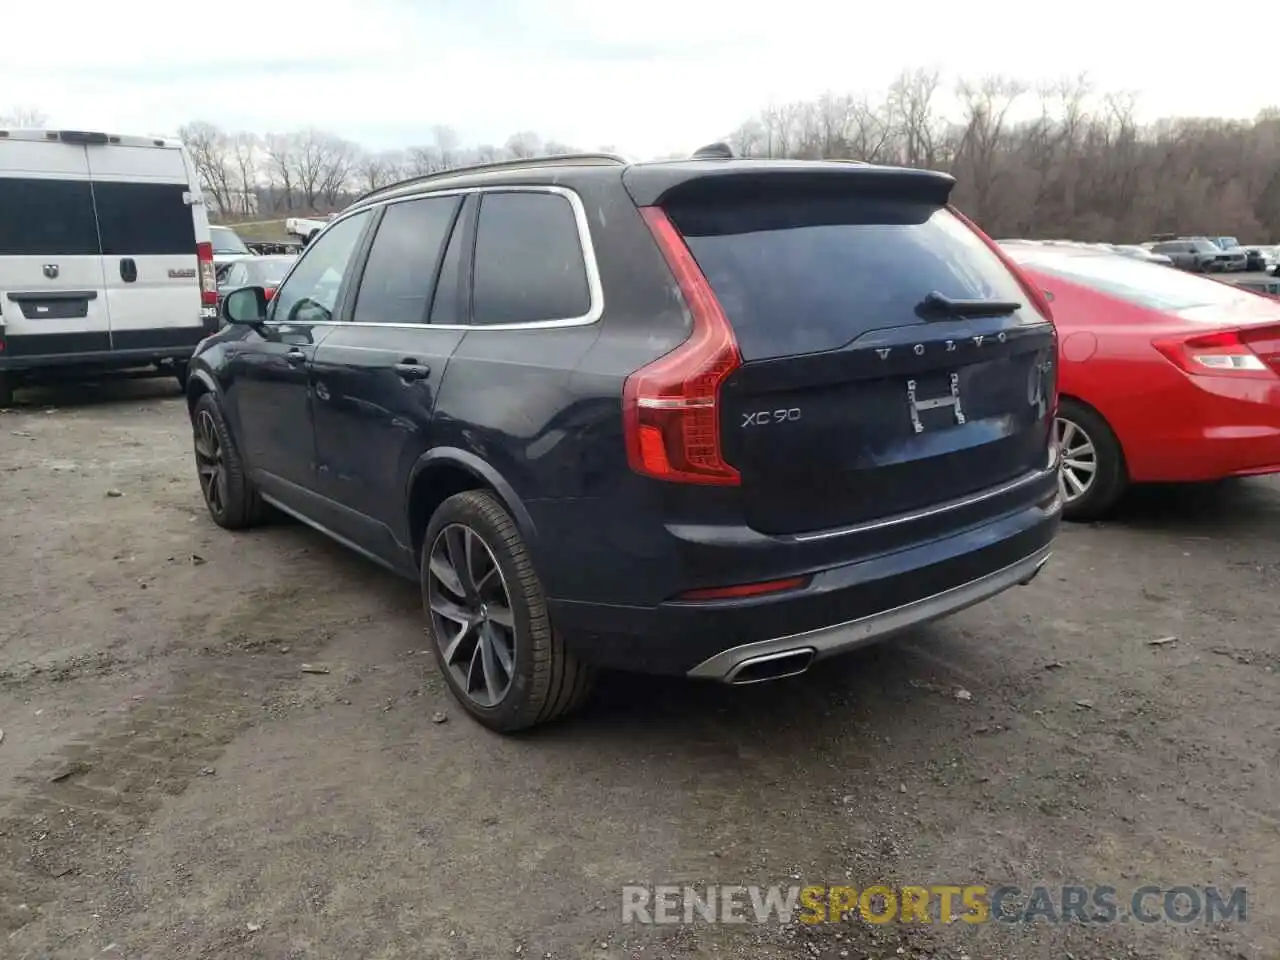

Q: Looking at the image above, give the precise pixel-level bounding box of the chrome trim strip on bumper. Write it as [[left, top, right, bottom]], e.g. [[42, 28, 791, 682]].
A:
[[791, 458, 1058, 543], [687, 545, 1054, 682]]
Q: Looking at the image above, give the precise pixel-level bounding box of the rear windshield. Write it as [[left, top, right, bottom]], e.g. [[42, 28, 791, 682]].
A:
[[210, 227, 250, 255], [667, 197, 1029, 360], [1011, 251, 1260, 312]]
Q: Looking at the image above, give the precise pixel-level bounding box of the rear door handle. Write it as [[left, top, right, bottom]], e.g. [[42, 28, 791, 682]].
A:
[[393, 360, 431, 381], [119, 258, 137, 283]]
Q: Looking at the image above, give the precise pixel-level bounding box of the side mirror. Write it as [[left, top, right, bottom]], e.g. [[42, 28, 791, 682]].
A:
[[223, 286, 269, 326]]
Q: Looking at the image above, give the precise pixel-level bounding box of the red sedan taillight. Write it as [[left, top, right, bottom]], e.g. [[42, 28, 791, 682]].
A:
[[1153, 325, 1280, 378]]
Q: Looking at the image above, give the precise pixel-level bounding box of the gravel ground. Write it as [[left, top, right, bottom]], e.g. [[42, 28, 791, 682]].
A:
[[1, 376, 1277, 960]]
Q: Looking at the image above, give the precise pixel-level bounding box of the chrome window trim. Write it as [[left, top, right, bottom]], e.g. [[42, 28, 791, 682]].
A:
[[264, 184, 604, 332]]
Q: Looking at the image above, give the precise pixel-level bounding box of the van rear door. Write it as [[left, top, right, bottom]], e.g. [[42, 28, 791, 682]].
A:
[[84, 143, 203, 353], [633, 167, 1057, 537], [0, 137, 112, 359]]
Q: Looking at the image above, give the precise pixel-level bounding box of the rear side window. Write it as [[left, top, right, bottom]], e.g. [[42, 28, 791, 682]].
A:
[[354, 195, 460, 325], [0, 177, 99, 256], [667, 196, 1031, 360], [471, 192, 591, 325], [210, 227, 250, 256], [94, 181, 196, 255]]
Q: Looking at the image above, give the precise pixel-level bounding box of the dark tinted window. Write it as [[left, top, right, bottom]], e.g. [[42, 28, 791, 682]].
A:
[[0, 177, 99, 256], [668, 197, 1031, 360], [94, 181, 197, 255], [471, 192, 590, 325], [354, 196, 460, 324], [429, 198, 471, 324]]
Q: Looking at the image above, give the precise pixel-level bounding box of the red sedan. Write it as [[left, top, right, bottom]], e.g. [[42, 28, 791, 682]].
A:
[[1001, 242, 1280, 520]]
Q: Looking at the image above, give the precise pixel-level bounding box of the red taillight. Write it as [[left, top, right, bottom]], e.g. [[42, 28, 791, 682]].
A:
[[678, 576, 809, 602], [948, 205, 1055, 324], [623, 206, 742, 486], [1153, 326, 1280, 378], [264, 287, 276, 301], [197, 242, 216, 306]]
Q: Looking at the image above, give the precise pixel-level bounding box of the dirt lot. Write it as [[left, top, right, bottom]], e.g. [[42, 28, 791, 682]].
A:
[[1, 377, 1277, 960]]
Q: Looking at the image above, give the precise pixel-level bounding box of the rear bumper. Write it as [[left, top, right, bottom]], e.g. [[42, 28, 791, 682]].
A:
[[0, 327, 210, 372], [549, 490, 1061, 677], [689, 544, 1051, 681], [1122, 374, 1280, 482]]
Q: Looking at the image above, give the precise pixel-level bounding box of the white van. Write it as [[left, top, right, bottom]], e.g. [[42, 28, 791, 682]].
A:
[[0, 129, 219, 405]]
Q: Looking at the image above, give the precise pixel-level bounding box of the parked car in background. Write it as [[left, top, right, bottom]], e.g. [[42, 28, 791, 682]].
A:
[[188, 151, 1060, 731], [210, 225, 253, 267], [214, 255, 296, 311], [1001, 241, 1280, 520], [0, 128, 218, 405], [284, 215, 333, 245], [1148, 238, 1230, 272], [1107, 244, 1174, 266]]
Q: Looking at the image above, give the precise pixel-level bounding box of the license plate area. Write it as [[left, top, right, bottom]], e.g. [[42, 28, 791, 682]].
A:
[[906, 371, 966, 434]]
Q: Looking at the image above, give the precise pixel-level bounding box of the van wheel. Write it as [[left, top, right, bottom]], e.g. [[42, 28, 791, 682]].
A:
[[173, 361, 190, 390], [421, 490, 594, 733], [0, 374, 13, 408], [1055, 399, 1127, 522], [191, 392, 268, 529]]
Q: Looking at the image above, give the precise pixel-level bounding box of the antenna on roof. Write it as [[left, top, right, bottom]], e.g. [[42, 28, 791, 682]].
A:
[[691, 141, 734, 160]]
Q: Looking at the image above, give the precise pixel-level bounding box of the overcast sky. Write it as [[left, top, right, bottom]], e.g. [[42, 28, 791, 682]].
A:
[[4, 0, 1271, 158]]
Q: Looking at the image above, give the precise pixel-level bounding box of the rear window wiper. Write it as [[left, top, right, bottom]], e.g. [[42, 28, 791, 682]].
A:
[[917, 290, 1022, 319]]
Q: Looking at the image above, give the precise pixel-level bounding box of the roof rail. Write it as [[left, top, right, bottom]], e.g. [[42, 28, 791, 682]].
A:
[[353, 153, 630, 205]]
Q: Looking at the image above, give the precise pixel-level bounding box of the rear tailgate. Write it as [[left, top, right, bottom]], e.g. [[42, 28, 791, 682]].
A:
[[630, 166, 1056, 536]]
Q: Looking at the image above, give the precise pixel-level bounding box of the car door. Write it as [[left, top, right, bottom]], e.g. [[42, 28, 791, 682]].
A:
[[0, 146, 112, 360], [224, 210, 372, 502], [84, 148, 204, 353], [309, 194, 471, 568]]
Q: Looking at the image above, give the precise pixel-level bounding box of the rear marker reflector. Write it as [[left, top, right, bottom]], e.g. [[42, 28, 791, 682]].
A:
[[678, 576, 809, 602]]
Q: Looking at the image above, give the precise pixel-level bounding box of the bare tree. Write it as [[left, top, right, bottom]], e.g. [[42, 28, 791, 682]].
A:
[[231, 133, 260, 216], [1, 105, 48, 127], [263, 133, 297, 211], [179, 122, 236, 216], [505, 131, 542, 159]]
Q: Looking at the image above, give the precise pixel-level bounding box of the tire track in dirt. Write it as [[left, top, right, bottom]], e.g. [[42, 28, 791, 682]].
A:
[[0, 587, 380, 938]]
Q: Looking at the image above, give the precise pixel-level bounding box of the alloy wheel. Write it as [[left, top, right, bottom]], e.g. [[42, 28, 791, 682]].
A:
[[1055, 416, 1097, 503], [426, 523, 517, 708], [193, 410, 227, 516]]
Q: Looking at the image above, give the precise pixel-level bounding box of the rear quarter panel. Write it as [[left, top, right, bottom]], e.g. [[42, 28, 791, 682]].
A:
[[1031, 270, 1202, 480]]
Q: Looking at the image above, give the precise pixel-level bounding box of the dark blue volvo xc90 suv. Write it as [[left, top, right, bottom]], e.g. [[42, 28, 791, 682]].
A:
[[186, 149, 1062, 732]]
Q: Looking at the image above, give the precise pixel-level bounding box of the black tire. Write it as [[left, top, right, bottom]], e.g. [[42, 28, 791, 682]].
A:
[[173, 361, 190, 390], [421, 490, 594, 732], [0, 374, 13, 408], [191, 392, 268, 530], [1056, 398, 1127, 522]]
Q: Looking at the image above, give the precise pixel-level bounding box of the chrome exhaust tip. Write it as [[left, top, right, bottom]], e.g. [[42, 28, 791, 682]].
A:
[[724, 648, 816, 685]]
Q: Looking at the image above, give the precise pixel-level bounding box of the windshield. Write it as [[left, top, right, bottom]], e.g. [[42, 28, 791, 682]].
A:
[[248, 259, 293, 285], [1010, 251, 1260, 313], [210, 227, 250, 255], [1217, 237, 1240, 248]]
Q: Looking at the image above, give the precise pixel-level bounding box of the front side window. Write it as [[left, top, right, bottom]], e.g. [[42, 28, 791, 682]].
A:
[[353, 196, 460, 324], [471, 192, 591, 325], [271, 212, 369, 324]]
